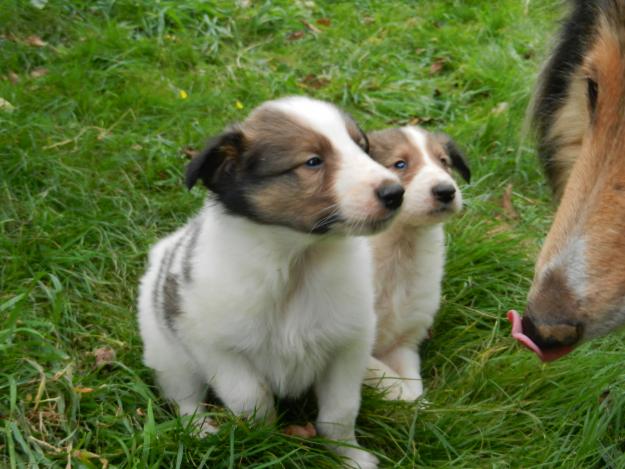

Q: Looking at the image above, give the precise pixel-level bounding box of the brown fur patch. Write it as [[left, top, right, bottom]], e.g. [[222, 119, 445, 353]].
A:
[[428, 133, 455, 173], [543, 75, 590, 199], [243, 108, 334, 174], [368, 127, 457, 185], [368, 128, 424, 184], [242, 107, 340, 232]]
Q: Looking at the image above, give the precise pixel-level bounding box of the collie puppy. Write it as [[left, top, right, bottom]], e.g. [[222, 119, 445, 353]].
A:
[[363, 126, 470, 400], [137, 96, 405, 468], [509, 0, 625, 361]]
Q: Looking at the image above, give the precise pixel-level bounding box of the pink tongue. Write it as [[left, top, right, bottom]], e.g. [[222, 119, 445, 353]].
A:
[[507, 310, 573, 362]]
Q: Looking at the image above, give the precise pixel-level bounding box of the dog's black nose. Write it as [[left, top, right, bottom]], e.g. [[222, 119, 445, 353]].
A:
[[521, 314, 583, 350], [432, 183, 456, 203], [376, 183, 404, 210]]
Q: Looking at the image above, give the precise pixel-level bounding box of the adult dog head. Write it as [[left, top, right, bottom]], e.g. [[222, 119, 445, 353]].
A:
[[513, 0, 625, 360]]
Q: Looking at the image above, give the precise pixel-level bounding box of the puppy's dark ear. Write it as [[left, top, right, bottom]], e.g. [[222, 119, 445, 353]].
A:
[[435, 133, 471, 183], [185, 129, 245, 191], [342, 111, 369, 153], [357, 124, 370, 154]]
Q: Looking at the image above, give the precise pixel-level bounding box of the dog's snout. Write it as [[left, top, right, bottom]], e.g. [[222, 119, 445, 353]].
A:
[[521, 314, 583, 350], [431, 183, 456, 203], [376, 183, 404, 210]]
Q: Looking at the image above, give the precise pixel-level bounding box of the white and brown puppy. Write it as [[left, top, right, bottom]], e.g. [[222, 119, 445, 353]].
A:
[[137, 96, 405, 468], [364, 126, 470, 401]]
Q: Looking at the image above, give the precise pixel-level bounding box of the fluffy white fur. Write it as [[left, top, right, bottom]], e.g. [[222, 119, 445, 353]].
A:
[[137, 97, 402, 468], [365, 126, 464, 401]]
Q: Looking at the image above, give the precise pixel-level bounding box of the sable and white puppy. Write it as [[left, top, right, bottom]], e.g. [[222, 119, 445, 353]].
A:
[[364, 126, 470, 401], [137, 97, 405, 468]]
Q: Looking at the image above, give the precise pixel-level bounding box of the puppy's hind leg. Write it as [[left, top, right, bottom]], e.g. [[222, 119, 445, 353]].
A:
[[146, 335, 217, 435], [155, 364, 218, 435]]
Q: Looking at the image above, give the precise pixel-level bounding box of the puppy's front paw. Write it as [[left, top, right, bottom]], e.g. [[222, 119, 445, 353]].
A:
[[365, 374, 405, 401], [342, 447, 379, 469], [369, 377, 421, 402], [380, 378, 407, 401], [399, 380, 424, 402]]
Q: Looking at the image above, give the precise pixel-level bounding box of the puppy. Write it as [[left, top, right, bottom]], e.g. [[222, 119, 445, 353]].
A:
[[364, 125, 470, 401], [137, 96, 405, 468]]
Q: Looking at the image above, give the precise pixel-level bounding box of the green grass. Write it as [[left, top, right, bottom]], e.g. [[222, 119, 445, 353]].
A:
[[3, 0, 625, 467]]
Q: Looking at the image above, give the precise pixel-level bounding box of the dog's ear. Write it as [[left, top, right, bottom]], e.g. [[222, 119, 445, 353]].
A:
[[185, 129, 246, 191], [342, 111, 370, 154], [435, 133, 471, 183]]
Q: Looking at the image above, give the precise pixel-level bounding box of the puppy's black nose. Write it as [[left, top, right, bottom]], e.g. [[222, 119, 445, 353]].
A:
[[432, 183, 456, 203], [376, 183, 404, 210]]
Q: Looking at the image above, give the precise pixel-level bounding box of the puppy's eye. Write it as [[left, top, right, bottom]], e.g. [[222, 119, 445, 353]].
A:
[[305, 156, 323, 167], [393, 160, 407, 169], [587, 78, 598, 112], [440, 157, 450, 167]]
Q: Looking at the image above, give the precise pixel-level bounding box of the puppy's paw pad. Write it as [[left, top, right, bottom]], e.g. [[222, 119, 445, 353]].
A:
[[283, 422, 317, 438]]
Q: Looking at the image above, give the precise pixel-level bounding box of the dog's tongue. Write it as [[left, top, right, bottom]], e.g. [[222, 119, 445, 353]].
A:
[[507, 310, 573, 362]]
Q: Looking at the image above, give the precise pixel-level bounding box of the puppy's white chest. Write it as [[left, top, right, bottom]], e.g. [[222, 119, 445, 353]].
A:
[[248, 312, 333, 396], [182, 234, 373, 398], [212, 281, 356, 397]]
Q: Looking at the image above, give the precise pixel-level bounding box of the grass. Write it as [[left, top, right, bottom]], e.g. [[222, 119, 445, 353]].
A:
[[2, 0, 625, 467]]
